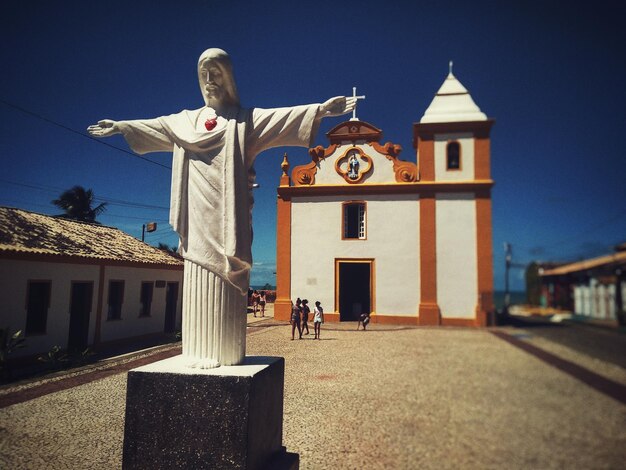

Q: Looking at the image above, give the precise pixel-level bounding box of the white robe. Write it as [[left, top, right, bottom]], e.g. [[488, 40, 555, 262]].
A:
[[117, 103, 321, 293], [117, 103, 321, 367]]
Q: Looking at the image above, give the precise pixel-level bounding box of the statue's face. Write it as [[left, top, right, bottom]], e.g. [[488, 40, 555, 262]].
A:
[[199, 58, 225, 106]]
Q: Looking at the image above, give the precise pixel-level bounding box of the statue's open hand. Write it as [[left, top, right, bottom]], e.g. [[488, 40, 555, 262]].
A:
[[320, 96, 357, 117], [87, 119, 120, 137]]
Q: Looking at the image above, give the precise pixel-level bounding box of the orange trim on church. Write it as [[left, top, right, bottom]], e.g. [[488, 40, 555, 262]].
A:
[[291, 144, 338, 187], [413, 120, 495, 146], [475, 189, 494, 326], [334, 258, 376, 316], [277, 180, 493, 198], [474, 135, 491, 180], [368, 142, 418, 182], [305, 313, 478, 327], [274, 193, 292, 321], [418, 193, 441, 325], [418, 137, 435, 181], [441, 317, 480, 327]]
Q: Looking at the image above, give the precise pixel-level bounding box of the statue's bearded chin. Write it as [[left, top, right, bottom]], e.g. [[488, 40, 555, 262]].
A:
[[204, 87, 225, 108]]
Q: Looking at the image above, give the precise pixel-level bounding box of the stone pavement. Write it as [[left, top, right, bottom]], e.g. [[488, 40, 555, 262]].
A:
[[1, 308, 625, 469]]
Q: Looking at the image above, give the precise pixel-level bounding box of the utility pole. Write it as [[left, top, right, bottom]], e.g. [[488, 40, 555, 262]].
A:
[[504, 242, 512, 314]]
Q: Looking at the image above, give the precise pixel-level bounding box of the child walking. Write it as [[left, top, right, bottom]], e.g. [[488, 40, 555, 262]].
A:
[[301, 299, 311, 335], [259, 290, 267, 317], [313, 301, 324, 340], [291, 299, 302, 340]]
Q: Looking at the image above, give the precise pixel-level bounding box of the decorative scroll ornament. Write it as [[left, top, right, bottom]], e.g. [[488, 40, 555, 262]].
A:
[[368, 142, 419, 182], [291, 144, 337, 186], [335, 147, 373, 184]]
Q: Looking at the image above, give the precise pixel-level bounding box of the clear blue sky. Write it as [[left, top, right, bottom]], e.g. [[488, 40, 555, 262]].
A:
[[1, 1, 625, 291]]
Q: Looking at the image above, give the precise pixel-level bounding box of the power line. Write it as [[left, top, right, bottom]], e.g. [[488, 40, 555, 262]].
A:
[[0, 197, 170, 223], [0, 98, 171, 170], [0, 178, 169, 211]]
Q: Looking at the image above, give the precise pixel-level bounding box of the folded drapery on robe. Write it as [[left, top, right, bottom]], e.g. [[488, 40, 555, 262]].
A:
[[117, 104, 321, 294]]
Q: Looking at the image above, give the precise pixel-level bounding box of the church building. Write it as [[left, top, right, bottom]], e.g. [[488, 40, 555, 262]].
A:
[[274, 68, 495, 326]]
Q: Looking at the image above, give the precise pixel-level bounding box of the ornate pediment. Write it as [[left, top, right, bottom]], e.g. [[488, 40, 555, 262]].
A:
[[326, 120, 382, 144], [289, 119, 418, 187]]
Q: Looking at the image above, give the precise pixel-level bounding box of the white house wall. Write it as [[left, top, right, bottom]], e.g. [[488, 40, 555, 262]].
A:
[[0, 259, 99, 358], [100, 266, 183, 343], [0, 259, 183, 358], [290, 194, 420, 316], [434, 133, 475, 181], [436, 193, 478, 318]]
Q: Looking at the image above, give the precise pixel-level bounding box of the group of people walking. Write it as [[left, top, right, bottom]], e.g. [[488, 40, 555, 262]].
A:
[[291, 298, 324, 340], [250, 290, 267, 317]]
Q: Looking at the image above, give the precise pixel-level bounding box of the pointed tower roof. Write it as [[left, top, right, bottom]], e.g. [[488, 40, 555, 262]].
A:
[[420, 62, 487, 123]]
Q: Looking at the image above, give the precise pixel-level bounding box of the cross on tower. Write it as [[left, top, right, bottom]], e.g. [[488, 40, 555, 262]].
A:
[[349, 86, 366, 121]]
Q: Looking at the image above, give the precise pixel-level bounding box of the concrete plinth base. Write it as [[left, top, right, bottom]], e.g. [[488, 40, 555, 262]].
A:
[[122, 355, 292, 470]]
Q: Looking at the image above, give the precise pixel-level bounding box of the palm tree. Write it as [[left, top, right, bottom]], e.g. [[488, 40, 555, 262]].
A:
[[52, 186, 107, 223], [158, 243, 178, 254]]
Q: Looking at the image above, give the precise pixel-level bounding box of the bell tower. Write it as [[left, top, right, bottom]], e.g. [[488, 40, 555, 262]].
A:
[[413, 63, 495, 326]]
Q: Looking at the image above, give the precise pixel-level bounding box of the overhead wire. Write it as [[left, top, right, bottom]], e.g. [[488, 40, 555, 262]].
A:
[[0, 98, 171, 170], [0, 178, 169, 211]]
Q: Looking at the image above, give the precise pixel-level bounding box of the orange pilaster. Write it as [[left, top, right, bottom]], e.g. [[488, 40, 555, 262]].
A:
[[274, 194, 292, 321], [474, 135, 491, 180], [418, 136, 435, 181], [475, 190, 494, 326], [418, 192, 441, 325]]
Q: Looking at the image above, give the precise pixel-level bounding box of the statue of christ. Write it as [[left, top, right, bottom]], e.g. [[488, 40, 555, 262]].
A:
[[88, 48, 356, 368]]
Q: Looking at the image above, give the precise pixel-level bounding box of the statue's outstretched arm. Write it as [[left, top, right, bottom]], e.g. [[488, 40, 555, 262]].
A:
[[87, 119, 120, 138], [320, 96, 357, 117]]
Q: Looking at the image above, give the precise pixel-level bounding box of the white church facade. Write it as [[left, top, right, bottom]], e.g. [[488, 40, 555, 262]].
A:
[[274, 70, 495, 326]]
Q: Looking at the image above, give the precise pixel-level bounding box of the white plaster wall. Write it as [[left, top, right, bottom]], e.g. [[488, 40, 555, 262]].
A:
[[313, 144, 403, 185], [580, 286, 588, 316], [100, 266, 183, 343], [436, 193, 478, 318], [574, 286, 582, 315], [604, 284, 616, 320], [290, 194, 420, 316], [596, 282, 606, 319], [0, 259, 183, 357], [575, 285, 591, 316], [0, 259, 99, 358], [434, 133, 475, 181]]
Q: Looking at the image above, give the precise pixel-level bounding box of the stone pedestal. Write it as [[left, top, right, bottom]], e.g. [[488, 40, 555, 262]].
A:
[[122, 355, 295, 470]]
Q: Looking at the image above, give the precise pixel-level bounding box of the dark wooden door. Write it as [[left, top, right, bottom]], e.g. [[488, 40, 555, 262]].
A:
[[164, 282, 179, 333], [68, 282, 93, 351]]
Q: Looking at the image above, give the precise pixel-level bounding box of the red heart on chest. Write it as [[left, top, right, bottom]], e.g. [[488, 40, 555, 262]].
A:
[[205, 118, 217, 131]]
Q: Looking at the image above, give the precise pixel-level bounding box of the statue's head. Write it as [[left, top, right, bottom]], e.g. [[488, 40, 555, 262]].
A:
[[197, 48, 240, 109]]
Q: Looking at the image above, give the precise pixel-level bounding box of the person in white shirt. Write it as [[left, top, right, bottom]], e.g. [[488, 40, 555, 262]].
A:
[[313, 301, 324, 340]]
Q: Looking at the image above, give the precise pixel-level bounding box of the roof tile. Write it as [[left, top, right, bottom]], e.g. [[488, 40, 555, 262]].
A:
[[0, 206, 182, 266]]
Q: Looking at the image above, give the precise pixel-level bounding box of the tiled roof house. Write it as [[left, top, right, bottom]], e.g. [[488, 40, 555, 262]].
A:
[[539, 246, 626, 324], [0, 206, 183, 358]]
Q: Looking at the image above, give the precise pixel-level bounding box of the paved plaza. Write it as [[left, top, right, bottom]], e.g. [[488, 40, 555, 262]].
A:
[[1, 307, 625, 469]]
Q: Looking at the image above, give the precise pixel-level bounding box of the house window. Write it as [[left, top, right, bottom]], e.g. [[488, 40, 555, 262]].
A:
[[25, 281, 51, 335], [139, 282, 154, 317], [107, 280, 124, 320], [446, 141, 461, 170], [343, 202, 366, 239]]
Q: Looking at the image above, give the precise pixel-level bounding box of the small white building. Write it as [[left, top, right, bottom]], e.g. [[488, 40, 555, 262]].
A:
[[540, 247, 626, 323], [0, 206, 183, 358], [274, 70, 495, 326]]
